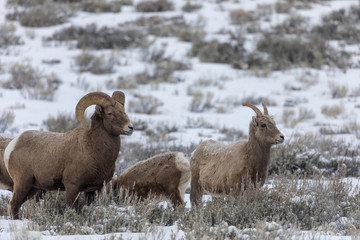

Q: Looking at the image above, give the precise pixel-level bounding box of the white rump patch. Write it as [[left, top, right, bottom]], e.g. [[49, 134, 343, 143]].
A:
[[4, 135, 20, 176], [175, 152, 191, 201]]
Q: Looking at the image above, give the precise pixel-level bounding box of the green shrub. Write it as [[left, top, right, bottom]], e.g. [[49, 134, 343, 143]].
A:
[[47, 24, 147, 49], [43, 112, 81, 132], [136, 0, 173, 12]]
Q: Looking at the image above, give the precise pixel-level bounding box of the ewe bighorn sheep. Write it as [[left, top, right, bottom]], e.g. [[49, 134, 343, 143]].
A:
[[0, 136, 13, 191], [4, 91, 133, 219], [190, 103, 284, 204], [112, 152, 190, 206]]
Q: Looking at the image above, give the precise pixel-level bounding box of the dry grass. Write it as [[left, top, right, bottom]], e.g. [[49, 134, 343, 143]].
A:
[[0, 135, 359, 237]]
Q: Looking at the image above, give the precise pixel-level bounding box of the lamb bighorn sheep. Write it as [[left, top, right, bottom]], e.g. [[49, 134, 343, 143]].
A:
[[190, 103, 284, 204], [0, 136, 13, 191], [4, 91, 133, 219], [112, 152, 190, 206]]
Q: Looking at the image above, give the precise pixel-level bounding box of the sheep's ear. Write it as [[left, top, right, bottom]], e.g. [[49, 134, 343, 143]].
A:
[[95, 105, 103, 115], [112, 91, 125, 106], [252, 116, 258, 126]]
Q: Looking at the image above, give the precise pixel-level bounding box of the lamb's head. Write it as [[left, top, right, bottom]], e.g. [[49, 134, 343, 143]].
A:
[[244, 103, 284, 146], [76, 91, 133, 136]]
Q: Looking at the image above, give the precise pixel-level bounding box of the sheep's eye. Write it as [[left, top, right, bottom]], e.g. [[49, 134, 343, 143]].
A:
[[107, 112, 113, 116], [261, 124, 267, 128]]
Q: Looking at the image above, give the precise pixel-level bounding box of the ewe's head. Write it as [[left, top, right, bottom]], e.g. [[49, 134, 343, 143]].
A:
[[244, 103, 284, 146], [76, 91, 133, 136]]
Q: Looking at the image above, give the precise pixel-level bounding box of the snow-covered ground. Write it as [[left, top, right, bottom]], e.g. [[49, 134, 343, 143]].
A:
[[1, 0, 360, 239]]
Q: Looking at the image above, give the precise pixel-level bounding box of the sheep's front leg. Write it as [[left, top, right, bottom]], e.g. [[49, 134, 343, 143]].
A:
[[65, 184, 81, 210], [84, 190, 96, 205]]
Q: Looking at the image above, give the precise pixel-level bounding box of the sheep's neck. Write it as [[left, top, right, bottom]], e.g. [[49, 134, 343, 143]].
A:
[[244, 133, 271, 182], [87, 118, 120, 169]]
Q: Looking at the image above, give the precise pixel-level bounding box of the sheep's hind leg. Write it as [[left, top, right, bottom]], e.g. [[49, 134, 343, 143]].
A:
[[10, 178, 34, 219], [170, 189, 184, 206], [190, 177, 203, 206]]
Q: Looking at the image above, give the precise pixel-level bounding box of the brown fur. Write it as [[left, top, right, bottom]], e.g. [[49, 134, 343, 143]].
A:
[[113, 152, 190, 205], [0, 136, 13, 190], [5, 91, 133, 219], [190, 104, 284, 204]]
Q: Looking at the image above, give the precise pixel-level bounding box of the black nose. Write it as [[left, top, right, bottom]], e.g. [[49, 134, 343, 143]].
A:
[[129, 125, 134, 131], [280, 135, 284, 140]]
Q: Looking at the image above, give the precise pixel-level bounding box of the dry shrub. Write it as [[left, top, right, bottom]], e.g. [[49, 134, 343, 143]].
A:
[[124, 15, 205, 42], [274, 1, 292, 13], [136, 0, 173, 12], [312, 6, 360, 44], [2, 62, 61, 101], [274, 14, 309, 35], [135, 58, 191, 84], [19, 2, 72, 27], [191, 39, 245, 66], [43, 112, 81, 132], [182, 1, 202, 12], [189, 91, 215, 113], [256, 33, 350, 70], [81, 0, 122, 13], [328, 81, 348, 99], [0, 23, 22, 49], [229, 9, 258, 25], [270, 134, 360, 177], [73, 51, 116, 74], [321, 104, 344, 118], [128, 95, 164, 115], [47, 24, 147, 50], [0, 110, 15, 133], [106, 76, 138, 90]]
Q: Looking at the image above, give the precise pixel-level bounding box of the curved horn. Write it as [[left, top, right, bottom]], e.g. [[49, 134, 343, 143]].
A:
[[112, 91, 125, 105], [75, 92, 115, 129], [262, 103, 268, 115], [243, 103, 263, 117]]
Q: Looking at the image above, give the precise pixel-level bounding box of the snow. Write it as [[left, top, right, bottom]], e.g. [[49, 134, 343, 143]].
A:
[[1, 0, 360, 238]]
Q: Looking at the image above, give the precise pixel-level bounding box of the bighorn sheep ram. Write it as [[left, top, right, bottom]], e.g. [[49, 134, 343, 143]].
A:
[[4, 91, 133, 219], [190, 103, 284, 204], [0, 136, 13, 191], [112, 152, 190, 206]]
